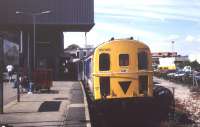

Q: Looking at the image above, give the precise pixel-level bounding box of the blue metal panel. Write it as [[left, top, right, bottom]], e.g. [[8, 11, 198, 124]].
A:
[[85, 58, 91, 78]]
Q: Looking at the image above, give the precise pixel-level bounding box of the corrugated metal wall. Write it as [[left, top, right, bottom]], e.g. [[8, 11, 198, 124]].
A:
[[0, 0, 94, 31]]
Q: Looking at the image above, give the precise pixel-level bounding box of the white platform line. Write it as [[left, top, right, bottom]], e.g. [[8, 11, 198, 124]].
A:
[[80, 82, 91, 127]]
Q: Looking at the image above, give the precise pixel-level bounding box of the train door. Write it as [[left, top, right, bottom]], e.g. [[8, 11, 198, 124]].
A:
[[98, 53, 111, 98], [137, 49, 153, 96]]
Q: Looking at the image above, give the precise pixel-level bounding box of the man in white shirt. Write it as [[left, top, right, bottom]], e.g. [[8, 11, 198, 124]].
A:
[[6, 64, 14, 82]]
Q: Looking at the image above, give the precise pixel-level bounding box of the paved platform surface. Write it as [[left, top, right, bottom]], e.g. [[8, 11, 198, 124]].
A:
[[0, 81, 90, 127], [3, 82, 17, 105]]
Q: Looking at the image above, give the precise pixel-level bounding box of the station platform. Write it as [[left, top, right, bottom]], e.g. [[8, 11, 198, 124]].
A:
[[0, 81, 90, 127]]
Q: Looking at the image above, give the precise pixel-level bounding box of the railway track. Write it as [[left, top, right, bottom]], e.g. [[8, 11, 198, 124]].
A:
[[154, 77, 200, 126], [88, 106, 161, 127], [84, 86, 161, 127]]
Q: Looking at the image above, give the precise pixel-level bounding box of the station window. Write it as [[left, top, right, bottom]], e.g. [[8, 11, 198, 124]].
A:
[[119, 54, 129, 66], [138, 51, 148, 70], [83, 51, 87, 57], [77, 52, 79, 58], [139, 76, 148, 94], [99, 53, 110, 71]]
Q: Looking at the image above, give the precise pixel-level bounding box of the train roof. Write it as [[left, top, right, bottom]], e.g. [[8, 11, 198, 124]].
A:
[[96, 37, 149, 50], [79, 37, 150, 61]]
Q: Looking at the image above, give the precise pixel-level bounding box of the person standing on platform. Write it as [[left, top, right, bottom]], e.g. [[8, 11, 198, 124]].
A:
[[6, 64, 14, 82]]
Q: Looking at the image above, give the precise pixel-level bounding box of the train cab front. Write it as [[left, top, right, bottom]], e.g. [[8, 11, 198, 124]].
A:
[[90, 39, 168, 125]]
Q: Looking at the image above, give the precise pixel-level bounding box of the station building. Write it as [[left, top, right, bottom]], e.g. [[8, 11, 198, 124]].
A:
[[58, 44, 94, 80], [0, 0, 94, 80]]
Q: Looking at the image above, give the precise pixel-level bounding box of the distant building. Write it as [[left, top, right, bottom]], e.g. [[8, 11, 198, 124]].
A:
[[158, 57, 176, 71], [60, 44, 93, 80], [152, 52, 177, 58], [152, 52, 189, 70], [64, 44, 94, 62], [76, 47, 94, 59], [174, 55, 190, 68]]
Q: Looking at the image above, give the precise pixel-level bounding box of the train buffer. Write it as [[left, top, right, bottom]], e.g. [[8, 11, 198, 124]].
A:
[[0, 81, 90, 127]]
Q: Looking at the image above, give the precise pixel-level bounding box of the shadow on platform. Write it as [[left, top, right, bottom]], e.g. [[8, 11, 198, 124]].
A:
[[38, 101, 61, 112]]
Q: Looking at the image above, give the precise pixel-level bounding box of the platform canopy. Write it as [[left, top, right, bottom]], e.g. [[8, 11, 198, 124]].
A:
[[0, 0, 94, 31]]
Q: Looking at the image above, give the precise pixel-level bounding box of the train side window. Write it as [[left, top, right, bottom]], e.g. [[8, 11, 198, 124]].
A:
[[119, 54, 129, 66], [138, 51, 148, 70], [99, 53, 110, 71]]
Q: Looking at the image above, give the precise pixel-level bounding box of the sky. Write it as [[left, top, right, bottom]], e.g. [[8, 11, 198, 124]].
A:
[[64, 0, 200, 62]]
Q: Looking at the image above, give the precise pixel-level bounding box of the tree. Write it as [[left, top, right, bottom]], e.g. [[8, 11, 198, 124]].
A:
[[190, 60, 200, 71], [177, 61, 190, 69], [176, 60, 200, 71]]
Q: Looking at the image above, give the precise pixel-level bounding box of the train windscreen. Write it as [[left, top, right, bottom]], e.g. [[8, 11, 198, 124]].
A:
[[99, 53, 110, 71], [119, 54, 129, 66]]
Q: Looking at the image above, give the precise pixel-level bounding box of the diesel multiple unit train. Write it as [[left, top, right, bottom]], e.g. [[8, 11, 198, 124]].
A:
[[77, 38, 174, 126]]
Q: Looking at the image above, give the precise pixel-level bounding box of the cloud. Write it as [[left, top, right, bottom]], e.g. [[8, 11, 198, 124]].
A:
[[64, 32, 86, 48], [189, 53, 200, 63], [64, 0, 200, 60], [150, 42, 171, 52], [95, 22, 158, 38], [95, 0, 175, 7], [95, 0, 200, 22], [185, 35, 195, 42], [166, 34, 180, 41], [63, 21, 160, 48]]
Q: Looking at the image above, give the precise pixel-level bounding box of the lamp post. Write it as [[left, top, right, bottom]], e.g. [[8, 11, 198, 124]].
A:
[[0, 37, 4, 113], [171, 41, 175, 52], [16, 10, 51, 70], [85, 32, 87, 48], [16, 10, 51, 93]]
